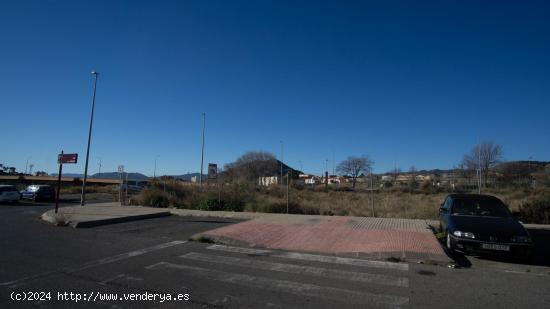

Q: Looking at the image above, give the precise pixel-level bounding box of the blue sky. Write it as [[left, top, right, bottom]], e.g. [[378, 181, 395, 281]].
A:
[[1, 0, 549, 176]]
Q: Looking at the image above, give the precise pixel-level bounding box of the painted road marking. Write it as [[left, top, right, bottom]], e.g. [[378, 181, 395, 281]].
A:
[[146, 262, 409, 307], [206, 244, 409, 271], [0, 240, 187, 288], [180, 252, 409, 287]]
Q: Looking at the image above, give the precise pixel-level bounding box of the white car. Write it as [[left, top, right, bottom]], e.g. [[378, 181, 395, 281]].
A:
[[0, 185, 20, 203]]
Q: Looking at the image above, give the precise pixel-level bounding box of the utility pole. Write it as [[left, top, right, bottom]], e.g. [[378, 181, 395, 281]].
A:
[[477, 146, 482, 194], [325, 159, 328, 192], [280, 141, 284, 186], [332, 150, 335, 176], [200, 113, 206, 186], [97, 157, 102, 178], [370, 170, 375, 217], [286, 172, 290, 214], [529, 156, 533, 187], [154, 155, 159, 178], [125, 172, 129, 205], [81, 71, 99, 206], [55, 151, 63, 213], [25, 157, 31, 175]]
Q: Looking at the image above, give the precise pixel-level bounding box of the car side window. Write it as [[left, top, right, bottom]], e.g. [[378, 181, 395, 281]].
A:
[[444, 198, 452, 210]]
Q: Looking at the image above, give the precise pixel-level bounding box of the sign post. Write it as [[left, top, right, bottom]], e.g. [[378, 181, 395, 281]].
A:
[[55, 152, 78, 213], [208, 163, 217, 181], [118, 165, 124, 205]]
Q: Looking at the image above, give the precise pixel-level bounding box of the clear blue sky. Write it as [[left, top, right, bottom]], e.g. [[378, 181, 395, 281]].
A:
[[1, 0, 549, 176]]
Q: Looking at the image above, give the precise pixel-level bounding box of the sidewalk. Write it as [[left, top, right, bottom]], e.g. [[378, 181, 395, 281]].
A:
[[41, 203, 171, 228], [190, 212, 450, 265]]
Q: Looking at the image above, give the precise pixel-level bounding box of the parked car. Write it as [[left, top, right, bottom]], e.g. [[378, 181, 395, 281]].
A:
[[439, 194, 533, 259], [0, 185, 20, 203], [20, 185, 56, 202]]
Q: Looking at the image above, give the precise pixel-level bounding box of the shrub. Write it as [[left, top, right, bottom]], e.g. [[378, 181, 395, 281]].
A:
[[135, 188, 170, 208], [519, 197, 550, 224], [149, 194, 169, 208], [199, 196, 225, 211]]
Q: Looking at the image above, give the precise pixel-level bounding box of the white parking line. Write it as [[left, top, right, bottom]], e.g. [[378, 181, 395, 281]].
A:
[[181, 252, 409, 287], [206, 244, 409, 271], [0, 240, 187, 288], [146, 262, 409, 307]]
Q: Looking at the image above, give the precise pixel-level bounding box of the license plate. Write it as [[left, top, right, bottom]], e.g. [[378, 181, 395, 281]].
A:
[[481, 243, 510, 251]]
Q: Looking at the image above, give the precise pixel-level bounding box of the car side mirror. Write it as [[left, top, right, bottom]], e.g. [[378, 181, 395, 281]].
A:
[[439, 206, 446, 213]]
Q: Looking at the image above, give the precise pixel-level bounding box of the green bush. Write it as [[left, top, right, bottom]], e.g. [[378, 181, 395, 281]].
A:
[[196, 192, 245, 212], [249, 201, 319, 215], [150, 194, 169, 208], [519, 197, 550, 224], [134, 188, 170, 208], [199, 196, 225, 211]]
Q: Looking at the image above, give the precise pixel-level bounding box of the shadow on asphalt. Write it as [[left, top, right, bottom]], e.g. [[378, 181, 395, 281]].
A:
[[428, 223, 550, 268]]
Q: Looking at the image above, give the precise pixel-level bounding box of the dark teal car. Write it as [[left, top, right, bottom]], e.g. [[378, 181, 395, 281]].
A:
[[20, 185, 56, 202], [439, 194, 533, 259]]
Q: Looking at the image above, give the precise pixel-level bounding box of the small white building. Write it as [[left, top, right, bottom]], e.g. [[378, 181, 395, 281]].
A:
[[259, 176, 279, 186]]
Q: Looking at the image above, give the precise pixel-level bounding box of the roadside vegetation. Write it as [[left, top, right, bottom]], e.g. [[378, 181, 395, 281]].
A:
[[131, 142, 550, 224], [131, 179, 550, 223]]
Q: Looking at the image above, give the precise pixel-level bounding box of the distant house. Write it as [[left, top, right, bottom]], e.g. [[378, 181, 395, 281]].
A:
[[304, 178, 318, 185], [381, 175, 394, 182], [259, 176, 279, 186]]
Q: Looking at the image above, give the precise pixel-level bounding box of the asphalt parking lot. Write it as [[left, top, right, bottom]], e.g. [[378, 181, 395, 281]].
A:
[[0, 204, 549, 308]]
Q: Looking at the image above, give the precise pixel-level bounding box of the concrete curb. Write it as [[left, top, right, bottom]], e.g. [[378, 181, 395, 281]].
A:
[[69, 212, 171, 228], [41, 208, 171, 228]]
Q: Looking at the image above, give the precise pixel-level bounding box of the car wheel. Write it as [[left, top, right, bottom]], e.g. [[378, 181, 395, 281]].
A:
[[446, 232, 455, 253]]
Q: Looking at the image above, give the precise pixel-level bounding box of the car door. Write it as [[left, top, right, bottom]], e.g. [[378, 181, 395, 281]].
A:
[[42, 187, 53, 199], [7, 186, 19, 201], [439, 197, 452, 231]]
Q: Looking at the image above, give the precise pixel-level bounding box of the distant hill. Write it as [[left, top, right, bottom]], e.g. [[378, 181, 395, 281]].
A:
[[91, 172, 149, 180], [49, 173, 84, 178], [378, 161, 549, 175], [170, 173, 205, 181]]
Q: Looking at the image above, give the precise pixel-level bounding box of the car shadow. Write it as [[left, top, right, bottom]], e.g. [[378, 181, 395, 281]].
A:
[[446, 228, 550, 267], [428, 224, 550, 268]]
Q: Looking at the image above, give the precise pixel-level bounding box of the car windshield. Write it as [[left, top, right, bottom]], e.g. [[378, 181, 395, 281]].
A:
[[451, 198, 511, 217]]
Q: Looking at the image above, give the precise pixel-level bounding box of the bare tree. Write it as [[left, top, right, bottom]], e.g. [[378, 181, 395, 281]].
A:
[[462, 141, 503, 188], [224, 151, 279, 183], [392, 166, 401, 183], [408, 165, 418, 188], [336, 156, 374, 188]]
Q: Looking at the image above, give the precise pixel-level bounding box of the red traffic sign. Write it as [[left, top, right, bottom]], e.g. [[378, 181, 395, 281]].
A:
[[58, 153, 78, 164]]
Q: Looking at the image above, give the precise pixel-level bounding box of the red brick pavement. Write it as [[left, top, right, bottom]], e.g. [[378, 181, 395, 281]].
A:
[[203, 216, 445, 256]]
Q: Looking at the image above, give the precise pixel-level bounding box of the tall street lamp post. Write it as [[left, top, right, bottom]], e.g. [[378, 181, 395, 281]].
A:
[[200, 113, 205, 186], [154, 155, 160, 178], [280, 141, 284, 185], [80, 71, 99, 206]]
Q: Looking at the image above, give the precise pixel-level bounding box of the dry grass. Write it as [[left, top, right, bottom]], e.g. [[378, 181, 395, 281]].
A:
[[59, 185, 118, 194], [130, 180, 550, 222]]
